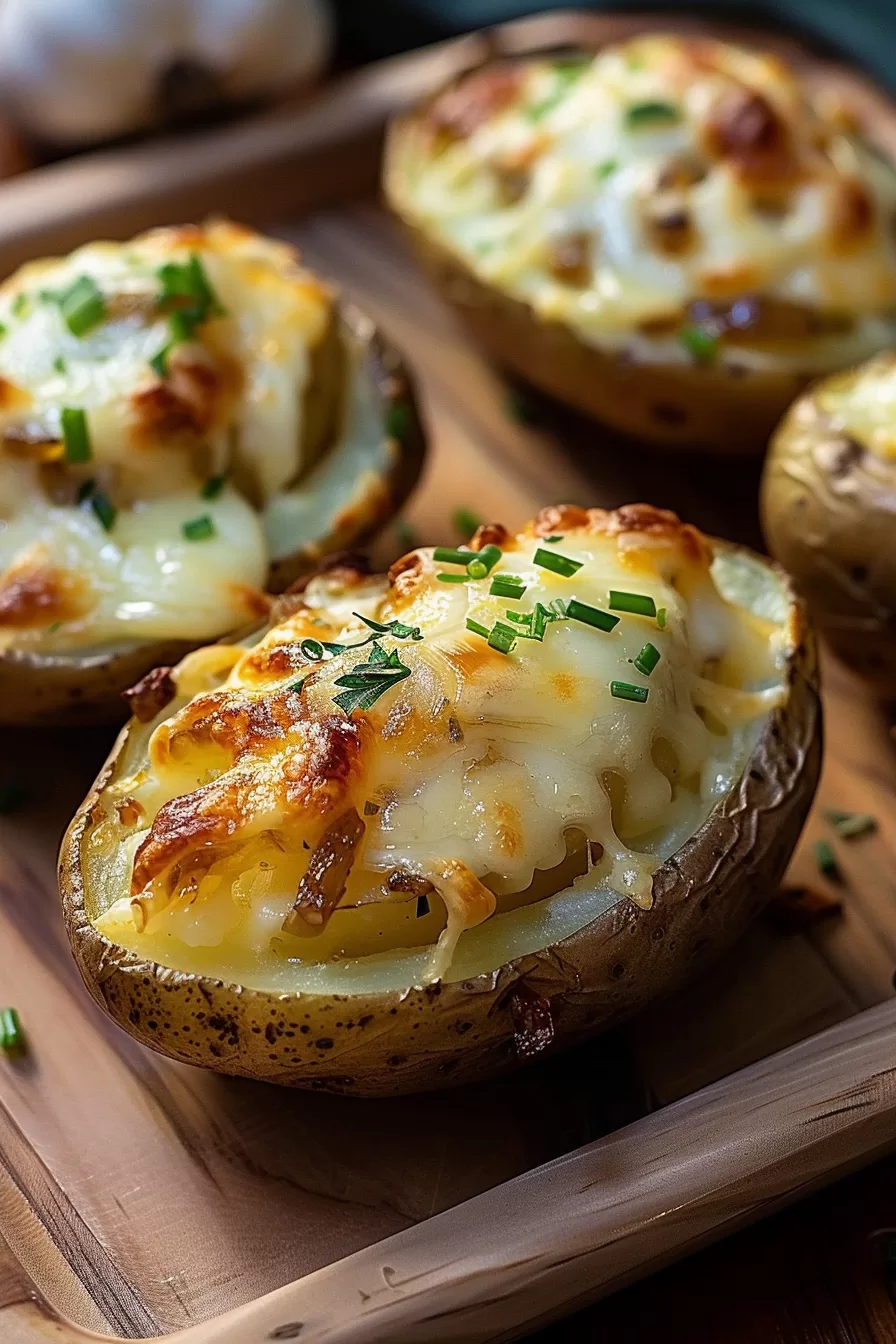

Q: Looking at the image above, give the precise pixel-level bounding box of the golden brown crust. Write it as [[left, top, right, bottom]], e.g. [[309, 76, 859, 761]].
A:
[[123, 666, 176, 723], [0, 555, 87, 628]]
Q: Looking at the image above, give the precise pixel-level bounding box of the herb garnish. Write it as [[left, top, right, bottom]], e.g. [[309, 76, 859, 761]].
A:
[[453, 507, 482, 540], [594, 159, 618, 181], [0, 1008, 24, 1055], [466, 544, 502, 580], [333, 643, 412, 715], [634, 642, 661, 675], [567, 598, 619, 633], [90, 490, 117, 532], [610, 680, 649, 703], [815, 838, 842, 882], [354, 613, 423, 642], [201, 474, 227, 500], [490, 575, 527, 599], [56, 274, 106, 337], [386, 402, 410, 442], [53, 355, 66, 374], [487, 622, 517, 655], [657, 607, 667, 629], [434, 546, 475, 567], [11, 293, 28, 318], [624, 101, 681, 130], [466, 617, 491, 639], [533, 547, 582, 578], [824, 809, 877, 840], [60, 407, 92, 464], [679, 324, 719, 364], [437, 572, 469, 584], [609, 590, 657, 617], [158, 253, 223, 326], [182, 514, 215, 542]]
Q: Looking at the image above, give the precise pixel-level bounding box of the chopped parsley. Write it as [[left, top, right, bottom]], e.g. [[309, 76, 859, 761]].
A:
[[333, 643, 412, 715], [182, 514, 215, 542], [354, 613, 423, 642], [60, 407, 92, 464]]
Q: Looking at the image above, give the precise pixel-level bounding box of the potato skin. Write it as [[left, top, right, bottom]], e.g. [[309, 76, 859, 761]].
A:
[[1, 309, 425, 727], [761, 367, 896, 692], [58, 550, 821, 1095], [391, 211, 811, 456]]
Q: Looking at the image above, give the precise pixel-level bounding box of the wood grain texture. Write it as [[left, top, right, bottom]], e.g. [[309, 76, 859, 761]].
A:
[[0, 9, 894, 1342]]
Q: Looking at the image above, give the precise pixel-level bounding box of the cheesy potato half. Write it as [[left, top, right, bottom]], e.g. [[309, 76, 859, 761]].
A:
[[386, 35, 896, 450], [0, 221, 419, 672], [85, 505, 794, 993]]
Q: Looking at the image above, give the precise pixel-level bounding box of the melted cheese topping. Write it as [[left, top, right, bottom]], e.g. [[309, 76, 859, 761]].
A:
[[389, 35, 896, 372], [816, 351, 896, 460], [90, 505, 791, 991], [0, 221, 336, 652]]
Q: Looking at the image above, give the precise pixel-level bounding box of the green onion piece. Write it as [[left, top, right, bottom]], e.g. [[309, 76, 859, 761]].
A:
[[182, 514, 215, 542], [158, 253, 223, 320], [548, 598, 568, 618], [490, 575, 526, 599], [300, 639, 326, 661], [76, 478, 95, 504], [594, 159, 618, 181], [11, 293, 28, 318], [533, 602, 554, 640], [58, 274, 106, 337], [434, 546, 474, 567], [542, 535, 564, 543], [533, 547, 582, 578], [609, 590, 657, 617], [466, 544, 502, 580], [60, 407, 92, 464], [624, 100, 681, 130], [634, 642, 661, 676], [90, 490, 116, 532], [567, 598, 619, 633], [657, 607, 667, 629], [453, 507, 482, 540], [679, 324, 719, 364], [52, 355, 66, 374], [465, 617, 490, 640], [437, 572, 469, 584], [201, 474, 226, 500], [610, 680, 649, 703], [168, 309, 198, 344], [386, 402, 410, 442], [46, 621, 62, 634], [150, 343, 171, 378], [0, 783, 25, 814], [0, 1008, 24, 1055], [815, 838, 842, 882], [824, 810, 877, 840], [487, 621, 517, 655]]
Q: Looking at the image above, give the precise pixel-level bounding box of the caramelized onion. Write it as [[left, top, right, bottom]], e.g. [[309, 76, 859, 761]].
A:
[[282, 807, 365, 936]]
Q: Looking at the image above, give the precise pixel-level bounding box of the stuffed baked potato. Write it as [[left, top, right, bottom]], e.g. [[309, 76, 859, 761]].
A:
[[60, 503, 820, 1094], [0, 220, 424, 725], [762, 350, 896, 690], [385, 35, 896, 453]]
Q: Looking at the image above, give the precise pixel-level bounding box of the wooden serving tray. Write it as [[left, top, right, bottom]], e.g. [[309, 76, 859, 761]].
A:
[[1, 12, 896, 1343]]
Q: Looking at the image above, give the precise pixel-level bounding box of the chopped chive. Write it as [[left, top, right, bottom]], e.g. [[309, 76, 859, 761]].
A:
[[542, 535, 564, 543], [533, 547, 582, 578], [533, 602, 554, 640], [594, 159, 618, 181], [679, 324, 719, 364], [46, 621, 62, 634], [52, 354, 66, 374], [150, 343, 172, 378], [567, 598, 619, 633], [0, 783, 25, 813], [157, 253, 223, 322], [300, 639, 326, 661], [815, 838, 842, 882], [57, 274, 106, 337], [76, 478, 95, 504], [437, 572, 468, 584], [60, 407, 92, 464], [487, 621, 517, 654], [11, 293, 28, 318], [609, 590, 657, 617], [453, 507, 482, 540], [504, 609, 534, 630], [824, 810, 877, 840], [434, 546, 474, 567], [490, 575, 527, 599], [201, 474, 226, 500], [0, 1008, 24, 1055], [466, 544, 502, 580], [548, 598, 568, 618], [353, 614, 422, 642], [610, 680, 649, 703], [416, 893, 430, 918], [182, 514, 215, 542], [90, 490, 116, 532], [657, 607, 667, 629], [465, 617, 490, 639], [624, 100, 681, 130], [168, 309, 198, 344], [386, 402, 410, 442], [634, 642, 661, 676]]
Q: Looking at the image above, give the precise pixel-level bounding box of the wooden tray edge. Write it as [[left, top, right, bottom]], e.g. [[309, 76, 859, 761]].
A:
[[2, 996, 894, 1343]]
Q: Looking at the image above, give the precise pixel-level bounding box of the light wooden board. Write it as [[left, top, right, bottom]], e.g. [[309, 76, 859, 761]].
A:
[[0, 11, 895, 1343]]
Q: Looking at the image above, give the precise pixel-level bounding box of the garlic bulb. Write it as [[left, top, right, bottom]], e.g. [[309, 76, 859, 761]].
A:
[[0, 0, 334, 145]]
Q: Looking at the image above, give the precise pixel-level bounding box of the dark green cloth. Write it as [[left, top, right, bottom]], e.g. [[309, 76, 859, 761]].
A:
[[335, 2, 895, 92]]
